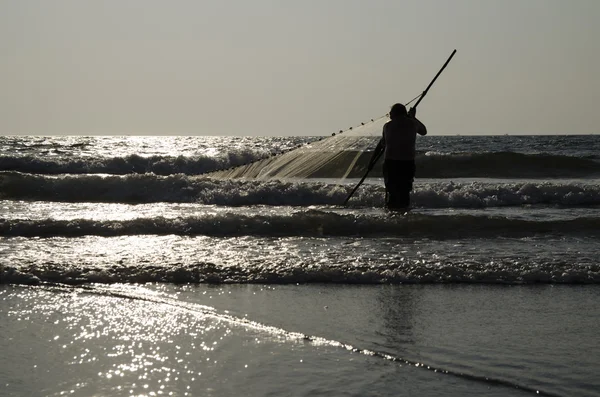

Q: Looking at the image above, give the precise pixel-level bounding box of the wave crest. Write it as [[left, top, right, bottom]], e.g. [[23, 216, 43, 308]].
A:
[[2, 151, 599, 178], [2, 172, 599, 207], [3, 254, 599, 286], [2, 211, 599, 238]]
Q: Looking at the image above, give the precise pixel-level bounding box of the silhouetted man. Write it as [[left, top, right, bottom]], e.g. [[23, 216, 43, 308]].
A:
[[372, 103, 427, 210]]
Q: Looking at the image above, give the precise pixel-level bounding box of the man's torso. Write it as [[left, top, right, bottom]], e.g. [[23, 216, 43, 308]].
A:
[[383, 118, 418, 161]]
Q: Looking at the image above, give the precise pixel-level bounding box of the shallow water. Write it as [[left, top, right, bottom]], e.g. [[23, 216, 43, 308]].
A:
[[2, 284, 599, 397]]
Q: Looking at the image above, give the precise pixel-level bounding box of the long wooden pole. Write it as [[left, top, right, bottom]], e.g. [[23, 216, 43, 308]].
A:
[[343, 49, 457, 206]]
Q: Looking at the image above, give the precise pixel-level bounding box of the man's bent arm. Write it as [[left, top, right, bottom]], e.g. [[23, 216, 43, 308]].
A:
[[415, 118, 427, 136]]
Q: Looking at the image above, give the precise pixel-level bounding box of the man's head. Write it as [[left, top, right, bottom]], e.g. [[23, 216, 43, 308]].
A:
[[389, 103, 407, 120]]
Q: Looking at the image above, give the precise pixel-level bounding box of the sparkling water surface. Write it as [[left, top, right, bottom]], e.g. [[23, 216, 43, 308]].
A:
[[1, 134, 600, 396]]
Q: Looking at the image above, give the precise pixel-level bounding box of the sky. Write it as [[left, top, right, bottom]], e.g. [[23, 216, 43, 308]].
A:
[[1, 0, 599, 136]]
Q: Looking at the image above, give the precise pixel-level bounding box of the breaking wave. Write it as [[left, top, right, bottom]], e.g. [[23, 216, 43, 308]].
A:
[[2, 244, 599, 286], [1, 211, 599, 238], [2, 171, 599, 207], [1, 151, 599, 178], [0, 152, 247, 176]]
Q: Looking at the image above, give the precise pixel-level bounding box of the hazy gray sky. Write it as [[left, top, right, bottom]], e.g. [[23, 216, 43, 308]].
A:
[[1, 0, 598, 135]]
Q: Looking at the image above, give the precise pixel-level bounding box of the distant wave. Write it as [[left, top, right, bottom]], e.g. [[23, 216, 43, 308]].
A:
[[2, 151, 599, 178], [0, 152, 251, 176], [1, 211, 599, 239], [207, 151, 600, 179], [2, 171, 600, 207], [415, 151, 600, 178]]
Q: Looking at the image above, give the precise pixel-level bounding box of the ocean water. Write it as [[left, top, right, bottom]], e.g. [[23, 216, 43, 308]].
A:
[[1, 135, 599, 396]]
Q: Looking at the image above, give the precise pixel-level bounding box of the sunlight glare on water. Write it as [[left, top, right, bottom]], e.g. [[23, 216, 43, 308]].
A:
[[4, 286, 239, 396], [3, 284, 579, 397], [1, 134, 600, 396]]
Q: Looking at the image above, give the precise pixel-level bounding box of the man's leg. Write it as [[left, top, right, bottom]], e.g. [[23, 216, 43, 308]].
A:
[[398, 161, 415, 208], [384, 160, 403, 209], [383, 161, 393, 208]]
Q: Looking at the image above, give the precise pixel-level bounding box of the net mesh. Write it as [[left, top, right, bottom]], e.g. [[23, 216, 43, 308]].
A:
[[205, 51, 456, 181], [205, 115, 389, 180]]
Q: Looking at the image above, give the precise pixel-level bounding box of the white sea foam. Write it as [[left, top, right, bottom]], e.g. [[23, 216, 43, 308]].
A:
[[1, 150, 599, 178], [2, 171, 599, 207], [2, 235, 599, 285]]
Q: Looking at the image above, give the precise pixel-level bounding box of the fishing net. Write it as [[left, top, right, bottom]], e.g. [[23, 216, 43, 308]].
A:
[[205, 115, 389, 180], [204, 50, 456, 182]]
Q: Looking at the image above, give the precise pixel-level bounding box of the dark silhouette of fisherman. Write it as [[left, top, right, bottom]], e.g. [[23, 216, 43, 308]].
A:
[[371, 103, 427, 210]]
